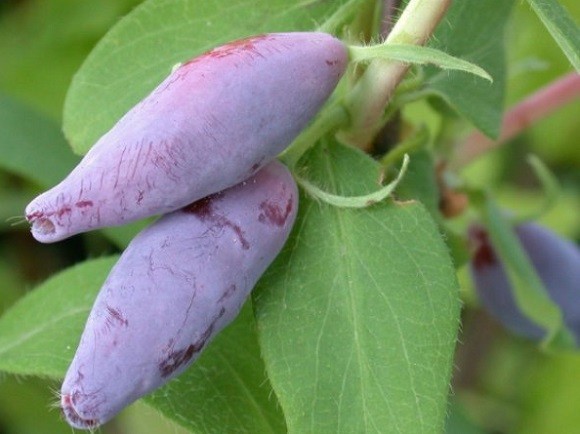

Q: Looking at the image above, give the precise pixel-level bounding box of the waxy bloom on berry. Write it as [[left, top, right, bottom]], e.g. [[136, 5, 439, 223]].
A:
[[26, 32, 347, 242], [60, 161, 298, 430]]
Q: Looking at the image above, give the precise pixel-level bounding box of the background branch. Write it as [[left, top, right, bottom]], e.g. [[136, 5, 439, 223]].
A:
[[452, 73, 580, 169]]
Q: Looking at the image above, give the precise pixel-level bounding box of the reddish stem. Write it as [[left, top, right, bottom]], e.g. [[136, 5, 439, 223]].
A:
[[380, 0, 402, 38], [452, 72, 580, 169]]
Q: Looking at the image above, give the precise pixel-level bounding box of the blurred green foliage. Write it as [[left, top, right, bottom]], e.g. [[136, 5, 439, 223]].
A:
[[0, 0, 143, 120], [451, 1, 580, 432]]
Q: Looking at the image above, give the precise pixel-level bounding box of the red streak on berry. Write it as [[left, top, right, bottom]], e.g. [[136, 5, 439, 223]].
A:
[[183, 194, 250, 249], [75, 200, 94, 208], [259, 194, 293, 227]]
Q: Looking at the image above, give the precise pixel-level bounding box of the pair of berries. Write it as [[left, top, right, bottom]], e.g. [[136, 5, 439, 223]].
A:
[[26, 32, 348, 429]]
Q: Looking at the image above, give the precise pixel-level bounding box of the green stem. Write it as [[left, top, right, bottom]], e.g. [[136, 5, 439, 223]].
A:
[[339, 0, 451, 151], [297, 154, 410, 208], [380, 126, 428, 167], [390, 87, 433, 107], [280, 103, 349, 169], [317, 0, 371, 35]]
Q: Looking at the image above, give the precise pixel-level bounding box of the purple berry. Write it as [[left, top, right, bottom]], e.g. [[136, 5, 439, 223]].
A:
[[60, 161, 298, 430], [26, 32, 346, 243], [469, 223, 580, 341]]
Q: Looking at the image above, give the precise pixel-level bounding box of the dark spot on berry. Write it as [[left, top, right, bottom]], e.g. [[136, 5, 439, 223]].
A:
[[26, 210, 44, 222], [106, 305, 129, 327], [249, 157, 265, 174], [61, 393, 99, 429], [159, 345, 197, 378], [159, 307, 227, 378], [75, 200, 93, 208], [259, 194, 293, 227], [27, 205, 72, 222], [227, 223, 250, 250], [56, 206, 72, 218], [471, 227, 497, 269], [182, 34, 270, 70], [218, 284, 237, 302], [183, 194, 250, 250], [33, 217, 55, 234], [183, 194, 219, 218], [203, 34, 268, 60]]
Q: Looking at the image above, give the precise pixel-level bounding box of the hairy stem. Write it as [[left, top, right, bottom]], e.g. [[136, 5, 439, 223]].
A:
[[380, 0, 402, 38], [452, 72, 580, 169], [339, 0, 451, 151]]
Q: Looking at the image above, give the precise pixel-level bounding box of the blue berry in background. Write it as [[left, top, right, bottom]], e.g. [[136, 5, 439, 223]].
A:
[[469, 223, 580, 342]]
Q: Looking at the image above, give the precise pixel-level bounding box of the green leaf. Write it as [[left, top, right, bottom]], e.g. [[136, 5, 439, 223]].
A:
[[100, 218, 156, 249], [63, 0, 350, 155], [517, 353, 580, 433], [0, 0, 142, 119], [0, 376, 70, 433], [318, 0, 376, 36], [0, 256, 286, 433], [0, 256, 118, 378], [0, 94, 78, 187], [0, 190, 31, 231], [525, 0, 580, 71], [0, 260, 25, 316], [392, 148, 440, 216], [349, 44, 493, 81], [295, 153, 409, 208], [423, 0, 515, 138], [512, 155, 561, 223], [253, 140, 460, 434], [445, 398, 487, 434], [482, 196, 576, 350]]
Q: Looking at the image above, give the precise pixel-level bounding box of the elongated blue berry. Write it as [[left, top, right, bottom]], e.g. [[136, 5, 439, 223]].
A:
[[60, 161, 297, 430], [470, 223, 580, 341], [26, 32, 346, 242]]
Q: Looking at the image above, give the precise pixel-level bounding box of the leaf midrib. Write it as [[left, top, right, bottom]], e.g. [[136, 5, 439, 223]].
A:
[[0, 305, 88, 357]]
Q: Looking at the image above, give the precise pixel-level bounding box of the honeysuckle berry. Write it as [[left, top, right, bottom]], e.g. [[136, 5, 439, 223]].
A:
[[26, 32, 347, 242], [60, 161, 298, 430], [469, 223, 580, 342]]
